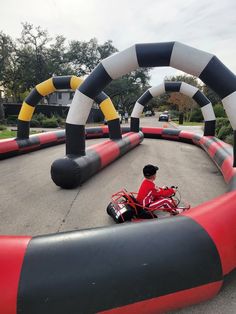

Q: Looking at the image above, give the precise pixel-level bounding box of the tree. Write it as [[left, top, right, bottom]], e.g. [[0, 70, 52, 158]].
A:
[[202, 85, 221, 105], [104, 68, 150, 114], [168, 92, 197, 122]]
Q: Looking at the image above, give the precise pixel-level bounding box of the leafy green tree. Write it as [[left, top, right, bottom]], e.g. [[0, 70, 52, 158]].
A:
[[213, 103, 226, 118], [202, 85, 221, 105]]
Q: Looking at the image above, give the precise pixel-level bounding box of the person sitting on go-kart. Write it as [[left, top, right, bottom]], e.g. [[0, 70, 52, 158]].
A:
[[136, 164, 179, 217]]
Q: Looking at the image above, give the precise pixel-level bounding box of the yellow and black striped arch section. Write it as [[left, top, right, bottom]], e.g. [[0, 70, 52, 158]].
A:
[[100, 98, 119, 121]]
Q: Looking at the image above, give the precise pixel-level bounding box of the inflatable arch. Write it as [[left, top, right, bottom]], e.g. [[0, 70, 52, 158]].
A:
[[131, 81, 216, 136], [17, 75, 122, 142], [0, 75, 124, 159], [64, 41, 236, 166]]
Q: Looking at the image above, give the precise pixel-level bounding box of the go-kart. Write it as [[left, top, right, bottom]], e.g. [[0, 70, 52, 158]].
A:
[[107, 187, 190, 223]]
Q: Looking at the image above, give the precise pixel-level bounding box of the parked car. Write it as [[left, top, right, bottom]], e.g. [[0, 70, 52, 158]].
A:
[[159, 113, 169, 122], [145, 110, 152, 117]]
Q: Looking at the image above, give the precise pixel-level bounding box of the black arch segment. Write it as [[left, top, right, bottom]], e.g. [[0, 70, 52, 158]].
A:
[[17, 120, 30, 139], [213, 147, 230, 167], [137, 90, 153, 105], [199, 56, 236, 99], [94, 91, 108, 104], [204, 120, 216, 136], [52, 76, 71, 90], [165, 82, 181, 92], [79, 64, 112, 99], [17, 216, 222, 314], [130, 117, 140, 132], [16, 136, 40, 149], [107, 119, 122, 139], [228, 175, 236, 192], [65, 123, 85, 157], [24, 88, 43, 106], [163, 129, 181, 136], [193, 90, 210, 108], [136, 42, 175, 67]]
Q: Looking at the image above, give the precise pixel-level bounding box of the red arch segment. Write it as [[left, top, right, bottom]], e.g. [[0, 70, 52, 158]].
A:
[[0, 236, 31, 314]]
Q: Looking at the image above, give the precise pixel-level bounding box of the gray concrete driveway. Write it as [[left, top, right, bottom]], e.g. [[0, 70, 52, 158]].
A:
[[0, 116, 235, 313]]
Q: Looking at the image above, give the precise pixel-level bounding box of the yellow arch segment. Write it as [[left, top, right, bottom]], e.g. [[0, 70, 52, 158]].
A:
[[18, 102, 35, 121], [36, 78, 56, 96], [70, 76, 83, 90], [100, 98, 119, 121]]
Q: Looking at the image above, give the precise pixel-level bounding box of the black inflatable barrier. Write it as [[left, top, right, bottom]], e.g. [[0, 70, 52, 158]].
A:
[[51, 131, 144, 188]]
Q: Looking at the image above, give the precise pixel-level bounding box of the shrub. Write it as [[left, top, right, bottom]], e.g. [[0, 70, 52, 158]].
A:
[[214, 103, 226, 118], [7, 115, 18, 125], [225, 134, 234, 145], [30, 119, 41, 127], [215, 118, 229, 134], [218, 124, 233, 140], [189, 107, 203, 122], [0, 124, 7, 131], [42, 117, 59, 128], [33, 113, 46, 123]]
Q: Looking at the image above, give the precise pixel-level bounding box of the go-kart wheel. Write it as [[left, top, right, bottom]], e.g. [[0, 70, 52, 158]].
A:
[[106, 202, 114, 216]]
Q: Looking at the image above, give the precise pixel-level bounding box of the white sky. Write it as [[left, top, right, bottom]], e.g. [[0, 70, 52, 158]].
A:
[[1, 0, 236, 86]]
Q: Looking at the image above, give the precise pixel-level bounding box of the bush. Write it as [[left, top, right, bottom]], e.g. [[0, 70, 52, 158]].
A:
[[33, 113, 46, 123], [225, 134, 234, 145], [215, 117, 229, 134], [0, 124, 7, 131], [218, 124, 233, 140], [214, 103, 226, 118], [189, 107, 203, 122], [41, 117, 59, 128], [7, 115, 18, 125], [30, 119, 41, 127]]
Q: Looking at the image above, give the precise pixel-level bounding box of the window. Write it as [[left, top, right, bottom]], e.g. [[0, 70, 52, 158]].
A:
[[58, 92, 62, 99]]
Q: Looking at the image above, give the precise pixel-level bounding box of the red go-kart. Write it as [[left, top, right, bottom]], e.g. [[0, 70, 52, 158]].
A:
[[107, 187, 190, 223]]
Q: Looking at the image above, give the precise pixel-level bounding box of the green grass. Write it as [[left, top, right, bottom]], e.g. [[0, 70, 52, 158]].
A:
[[173, 121, 204, 126], [0, 129, 39, 139]]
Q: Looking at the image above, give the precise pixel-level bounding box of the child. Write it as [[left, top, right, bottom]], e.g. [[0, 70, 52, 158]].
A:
[[136, 164, 179, 215]]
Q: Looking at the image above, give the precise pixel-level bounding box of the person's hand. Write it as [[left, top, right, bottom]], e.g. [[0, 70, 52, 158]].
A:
[[162, 185, 168, 190]]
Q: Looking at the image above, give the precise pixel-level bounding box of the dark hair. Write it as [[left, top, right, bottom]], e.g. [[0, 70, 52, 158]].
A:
[[143, 164, 159, 177]]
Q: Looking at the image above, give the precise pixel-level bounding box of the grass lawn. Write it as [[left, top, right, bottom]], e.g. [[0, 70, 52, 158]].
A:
[[173, 121, 204, 126], [0, 129, 39, 139]]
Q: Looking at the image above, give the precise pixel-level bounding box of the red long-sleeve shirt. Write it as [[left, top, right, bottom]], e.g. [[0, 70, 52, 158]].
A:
[[136, 179, 174, 207]]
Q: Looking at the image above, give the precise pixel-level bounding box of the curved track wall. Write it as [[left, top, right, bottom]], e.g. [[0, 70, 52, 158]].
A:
[[0, 128, 236, 314], [131, 81, 216, 136]]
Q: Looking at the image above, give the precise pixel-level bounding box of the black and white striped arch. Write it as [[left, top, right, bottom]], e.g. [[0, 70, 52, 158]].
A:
[[131, 81, 216, 136], [67, 42, 236, 163]]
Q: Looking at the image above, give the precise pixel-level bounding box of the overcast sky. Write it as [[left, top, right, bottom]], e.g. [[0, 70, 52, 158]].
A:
[[1, 0, 236, 86]]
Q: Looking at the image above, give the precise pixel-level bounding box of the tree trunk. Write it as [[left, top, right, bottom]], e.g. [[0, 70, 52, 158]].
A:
[[179, 112, 184, 125]]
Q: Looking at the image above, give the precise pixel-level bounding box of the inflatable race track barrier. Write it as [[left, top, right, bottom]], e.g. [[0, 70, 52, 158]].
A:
[[51, 131, 143, 189], [1, 129, 236, 313], [1, 189, 236, 313], [17, 75, 121, 142], [131, 81, 216, 136]]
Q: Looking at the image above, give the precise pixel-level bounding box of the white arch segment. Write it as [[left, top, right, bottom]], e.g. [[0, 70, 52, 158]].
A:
[[149, 82, 165, 97], [201, 103, 216, 121], [180, 82, 199, 98], [66, 90, 93, 125], [170, 42, 214, 77], [101, 45, 138, 80], [131, 102, 144, 118], [222, 92, 236, 130]]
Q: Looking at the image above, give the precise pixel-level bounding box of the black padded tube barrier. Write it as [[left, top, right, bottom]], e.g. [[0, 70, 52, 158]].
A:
[[51, 132, 143, 189]]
